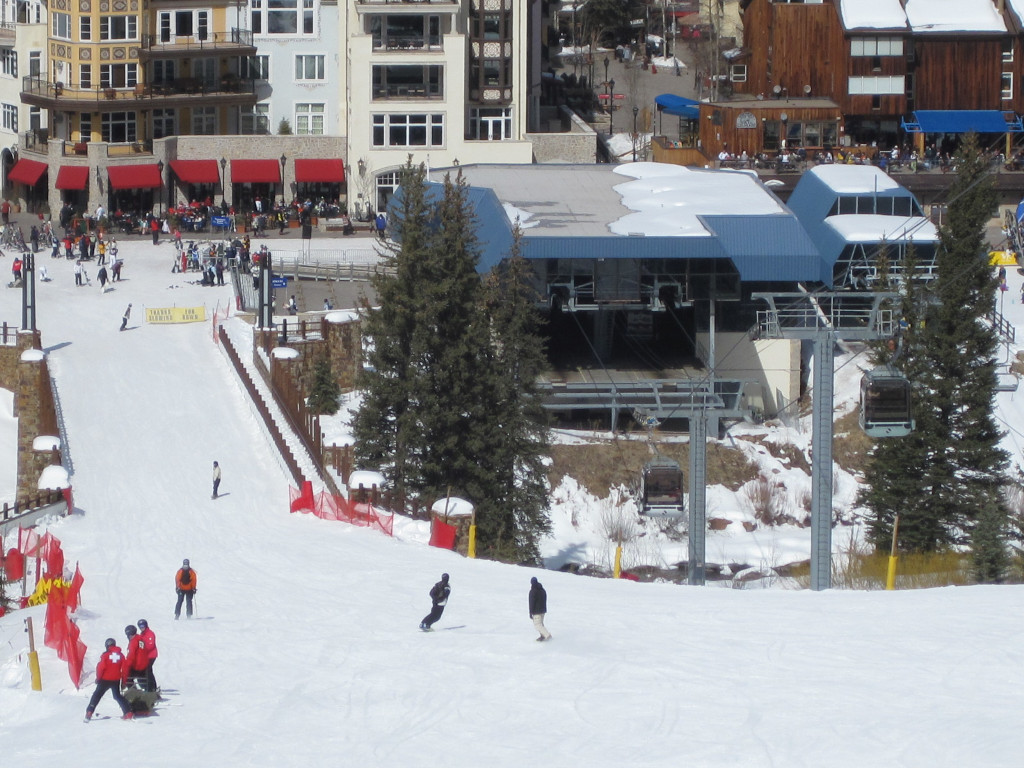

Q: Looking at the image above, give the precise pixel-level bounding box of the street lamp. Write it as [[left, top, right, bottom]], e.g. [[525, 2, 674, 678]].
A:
[[632, 106, 639, 161], [220, 157, 228, 209], [157, 159, 164, 214], [780, 112, 789, 151], [604, 55, 609, 85], [608, 78, 615, 135], [279, 154, 287, 203]]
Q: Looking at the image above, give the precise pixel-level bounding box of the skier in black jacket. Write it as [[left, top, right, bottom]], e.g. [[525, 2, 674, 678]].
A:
[[529, 576, 552, 641], [419, 573, 450, 631]]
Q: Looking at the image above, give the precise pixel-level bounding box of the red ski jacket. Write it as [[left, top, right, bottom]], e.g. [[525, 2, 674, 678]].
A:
[[124, 636, 148, 678], [96, 646, 126, 682], [139, 627, 158, 660]]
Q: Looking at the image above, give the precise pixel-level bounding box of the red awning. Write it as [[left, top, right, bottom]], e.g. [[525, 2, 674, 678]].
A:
[[8, 159, 47, 186], [170, 159, 221, 184], [107, 164, 163, 190], [55, 166, 90, 190], [294, 159, 345, 183], [231, 159, 281, 184]]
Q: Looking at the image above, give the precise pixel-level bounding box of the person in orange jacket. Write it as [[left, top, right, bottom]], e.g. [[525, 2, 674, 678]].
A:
[[84, 638, 133, 721], [175, 558, 197, 620]]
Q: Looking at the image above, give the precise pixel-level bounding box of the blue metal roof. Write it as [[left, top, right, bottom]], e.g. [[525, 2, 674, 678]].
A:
[[901, 110, 1024, 134], [701, 215, 831, 283]]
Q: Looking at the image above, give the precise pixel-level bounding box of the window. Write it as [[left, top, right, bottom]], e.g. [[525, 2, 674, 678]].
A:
[[467, 107, 512, 140], [372, 113, 444, 147], [730, 64, 747, 83], [29, 107, 41, 132], [192, 106, 217, 134], [100, 64, 138, 89], [52, 12, 71, 40], [153, 108, 176, 139], [1003, 40, 1015, 64], [100, 15, 138, 41], [79, 114, 92, 143], [850, 36, 903, 57], [2, 104, 18, 132], [79, 64, 92, 90], [372, 65, 443, 99], [152, 60, 176, 85], [375, 170, 401, 212], [295, 54, 325, 81], [371, 14, 442, 50], [240, 55, 270, 80], [242, 103, 270, 134], [101, 111, 137, 143], [29, 52, 41, 77], [848, 76, 904, 95], [295, 103, 324, 134], [1, 49, 17, 78], [1002, 72, 1014, 101], [251, 0, 315, 36], [80, 16, 91, 42], [159, 11, 210, 42]]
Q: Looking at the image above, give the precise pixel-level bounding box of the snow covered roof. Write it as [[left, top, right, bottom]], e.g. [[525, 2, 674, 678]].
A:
[[431, 496, 474, 518], [838, 0, 909, 31], [904, 0, 1006, 34], [348, 469, 385, 490], [825, 215, 938, 243]]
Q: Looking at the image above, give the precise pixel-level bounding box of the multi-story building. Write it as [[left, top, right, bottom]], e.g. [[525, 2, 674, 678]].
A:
[[1, 0, 47, 204]]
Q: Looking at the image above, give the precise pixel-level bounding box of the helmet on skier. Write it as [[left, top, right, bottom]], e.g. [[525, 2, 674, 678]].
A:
[[125, 625, 137, 638], [137, 619, 148, 630], [441, 573, 449, 583], [105, 638, 116, 649], [183, 559, 190, 567]]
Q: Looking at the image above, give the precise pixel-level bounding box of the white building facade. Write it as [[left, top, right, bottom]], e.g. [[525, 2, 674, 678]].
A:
[[0, 0, 47, 198]]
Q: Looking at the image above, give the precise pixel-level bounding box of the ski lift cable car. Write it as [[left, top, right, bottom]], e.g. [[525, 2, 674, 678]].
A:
[[640, 455, 685, 517], [859, 366, 915, 438]]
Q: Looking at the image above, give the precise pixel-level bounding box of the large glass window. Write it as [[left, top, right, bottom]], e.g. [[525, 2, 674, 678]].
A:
[[467, 107, 512, 140], [295, 103, 324, 134], [251, 0, 315, 36], [372, 65, 443, 99], [100, 16, 139, 41], [372, 113, 444, 147], [192, 107, 217, 134], [1, 49, 17, 77], [295, 54, 325, 81], [152, 60, 176, 85], [101, 111, 137, 143], [850, 36, 903, 57], [2, 104, 18, 132], [52, 12, 71, 40], [371, 15, 442, 50], [848, 76, 904, 95], [100, 64, 138, 89], [242, 103, 270, 134], [153, 109, 176, 139], [240, 55, 270, 80]]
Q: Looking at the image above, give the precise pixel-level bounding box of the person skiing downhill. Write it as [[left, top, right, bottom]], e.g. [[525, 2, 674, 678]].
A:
[[84, 638, 133, 721], [120, 303, 131, 331], [420, 573, 450, 631], [175, 559, 197, 619], [529, 577, 552, 642]]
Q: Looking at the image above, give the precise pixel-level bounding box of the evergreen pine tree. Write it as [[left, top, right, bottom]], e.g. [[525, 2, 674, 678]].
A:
[[307, 353, 340, 415], [863, 134, 1009, 574]]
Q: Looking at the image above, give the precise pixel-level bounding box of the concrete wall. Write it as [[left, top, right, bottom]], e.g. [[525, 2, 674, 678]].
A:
[[695, 331, 801, 418], [528, 106, 597, 163]]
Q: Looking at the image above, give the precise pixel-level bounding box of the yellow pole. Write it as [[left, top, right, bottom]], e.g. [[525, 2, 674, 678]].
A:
[[885, 514, 900, 591], [26, 617, 42, 691], [613, 544, 622, 579], [467, 510, 476, 559]]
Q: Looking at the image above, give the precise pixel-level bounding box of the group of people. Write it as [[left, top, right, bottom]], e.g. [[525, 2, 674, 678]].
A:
[[419, 572, 553, 642], [83, 618, 158, 722]]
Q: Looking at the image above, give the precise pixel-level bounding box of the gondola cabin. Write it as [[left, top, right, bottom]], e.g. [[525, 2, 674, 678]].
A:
[[640, 457, 685, 517], [859, 367, 915, 438]]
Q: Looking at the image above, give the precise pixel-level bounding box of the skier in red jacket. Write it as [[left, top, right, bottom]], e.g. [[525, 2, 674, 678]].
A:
[[137, 618, 159, 692], [84, 638, 133, 721], [122, 625, 148, 688]]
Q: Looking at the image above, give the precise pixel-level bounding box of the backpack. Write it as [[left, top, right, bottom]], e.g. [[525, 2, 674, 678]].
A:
[[180, 568, 192, 586]]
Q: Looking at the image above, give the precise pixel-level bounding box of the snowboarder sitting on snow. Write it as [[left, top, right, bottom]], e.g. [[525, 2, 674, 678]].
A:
[[175, 559, 197, 619], [84, 638, 133, 721], [420, 573, 450, 631]]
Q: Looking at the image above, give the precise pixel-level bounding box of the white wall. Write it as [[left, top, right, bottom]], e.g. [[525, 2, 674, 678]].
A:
[[695, 331, 801, 418]]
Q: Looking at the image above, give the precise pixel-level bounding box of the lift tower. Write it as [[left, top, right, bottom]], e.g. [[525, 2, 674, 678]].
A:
[[753, 292, 897, 591]]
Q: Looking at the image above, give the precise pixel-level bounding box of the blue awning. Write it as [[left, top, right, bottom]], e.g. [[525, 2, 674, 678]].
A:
[[656, 93, 700, 119], [901, 110, 1024, 134]]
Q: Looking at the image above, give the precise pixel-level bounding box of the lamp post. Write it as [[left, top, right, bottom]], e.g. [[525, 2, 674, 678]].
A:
[[608, 78, 615, 135], [156, 159, 164, 214], [279, 153, 287, 204], [780, 111, 789, 152], [632, 106, 639, 161], [220, 157, 227, 209], [604, 55, 609, 85]]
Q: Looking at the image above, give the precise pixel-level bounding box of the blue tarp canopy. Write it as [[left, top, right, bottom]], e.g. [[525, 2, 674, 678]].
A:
[[902, 110, 1024, 134], [655, 93, 700, 119]]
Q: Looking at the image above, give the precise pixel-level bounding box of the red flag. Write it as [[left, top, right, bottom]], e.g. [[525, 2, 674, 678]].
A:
[[66, 564, 84, 612], [43, 585, 68, 651], [429, 518, 458, 550], [65, 621, 86, 688], [18, 527, 40, 557], [40, 534, 64, 580], [3, 548, 24, 581]]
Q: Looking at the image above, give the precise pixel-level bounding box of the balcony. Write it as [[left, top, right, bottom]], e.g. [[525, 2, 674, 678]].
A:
[[0, 22, 14, 45], [139, 28, 256, 59], [355, 0, 459, 14], [21, 74, 258, 111]]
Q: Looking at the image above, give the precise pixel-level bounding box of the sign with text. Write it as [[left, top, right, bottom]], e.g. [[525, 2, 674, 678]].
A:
[[272, 277, 288, 288], [145, 306, 207, 324]]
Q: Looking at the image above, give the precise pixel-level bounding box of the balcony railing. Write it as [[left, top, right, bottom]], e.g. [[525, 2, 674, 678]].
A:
[[373, 35, 442, 51], [0, 21, 15, 43], [140, 27, 254, 52], [22, 73, 257, 106], [372, 83, 442, 99]]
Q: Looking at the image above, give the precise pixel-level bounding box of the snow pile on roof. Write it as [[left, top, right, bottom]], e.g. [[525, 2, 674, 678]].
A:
[[431, 496, 474, 517], [502, 203, 539, 228], [324, 309, 360, 324], [826, 214, 938, 243], [32, 436, 60, 451], [905, 0, 1006, 33], [839, 0, 909, 30], [348, 469, 385, 490], [20, 349, 45, 363], [609, 162, 786, 237], [808, 164, 902, 194], [271, 347, 299, 360]]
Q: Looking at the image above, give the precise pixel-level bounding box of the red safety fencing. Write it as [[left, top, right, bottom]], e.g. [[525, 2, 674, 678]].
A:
[[289, 482, 394, 536]]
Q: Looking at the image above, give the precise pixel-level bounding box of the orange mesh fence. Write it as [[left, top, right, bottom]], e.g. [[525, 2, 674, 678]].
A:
[[289, 485, 394, 536]]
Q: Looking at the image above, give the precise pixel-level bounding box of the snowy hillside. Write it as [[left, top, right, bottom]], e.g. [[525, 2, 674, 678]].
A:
[[1, 235, 1023, 767]]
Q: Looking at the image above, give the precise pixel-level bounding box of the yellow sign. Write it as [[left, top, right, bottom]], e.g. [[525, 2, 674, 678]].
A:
[[145, 306, 207, 324]]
